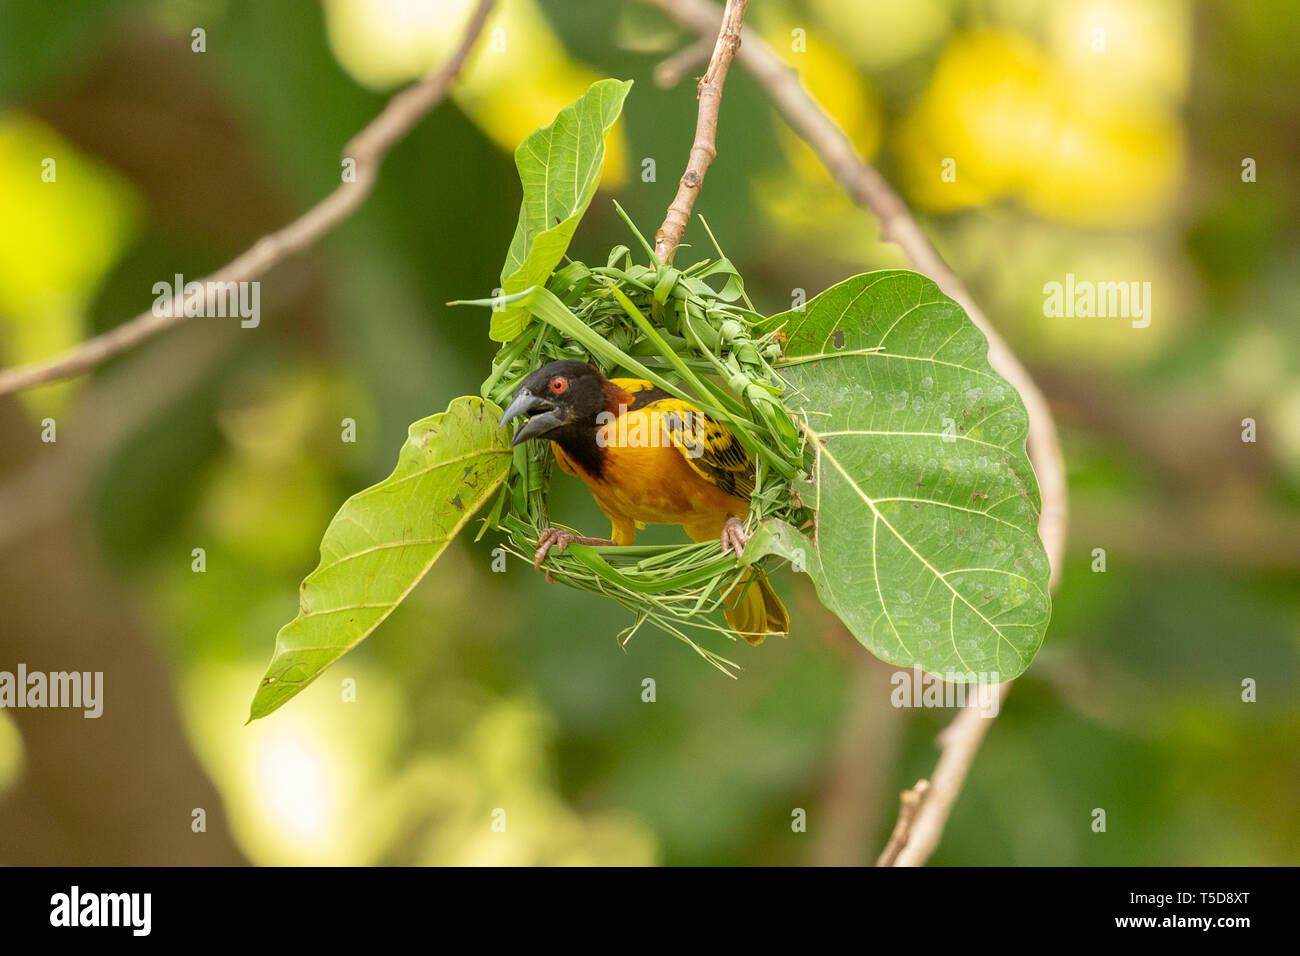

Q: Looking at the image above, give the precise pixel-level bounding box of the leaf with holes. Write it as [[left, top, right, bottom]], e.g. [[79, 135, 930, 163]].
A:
[[490, 77, 632, 342], [761, 270, 1051, 679], [248, 396, 512, 720]]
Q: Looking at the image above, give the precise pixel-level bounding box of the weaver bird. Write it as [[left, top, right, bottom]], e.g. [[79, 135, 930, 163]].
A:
[[501, 359, 789, 644]]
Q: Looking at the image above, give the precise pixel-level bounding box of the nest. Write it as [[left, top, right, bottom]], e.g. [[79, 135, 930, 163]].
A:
[[474, 217, 810, 673]]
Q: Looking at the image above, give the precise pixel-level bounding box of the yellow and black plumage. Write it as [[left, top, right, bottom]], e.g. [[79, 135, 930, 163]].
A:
[[501, 359, 789, 643]]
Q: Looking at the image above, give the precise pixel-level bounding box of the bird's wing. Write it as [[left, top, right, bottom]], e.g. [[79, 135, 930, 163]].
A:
[[609, 377, 672, 411], [646, 397, 755, 500]]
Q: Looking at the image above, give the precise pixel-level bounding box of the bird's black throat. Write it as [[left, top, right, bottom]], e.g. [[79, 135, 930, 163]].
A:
[[546, 420, 604, 479]]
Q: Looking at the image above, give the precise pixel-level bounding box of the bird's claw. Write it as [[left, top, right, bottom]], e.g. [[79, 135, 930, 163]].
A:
[[534, 528, 617, 578], [534, 527, 577, 571], [720, 516, 749, 557]]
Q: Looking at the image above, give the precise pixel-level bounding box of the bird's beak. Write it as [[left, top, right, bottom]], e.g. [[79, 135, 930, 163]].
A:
[[501, 389, 563, 447]]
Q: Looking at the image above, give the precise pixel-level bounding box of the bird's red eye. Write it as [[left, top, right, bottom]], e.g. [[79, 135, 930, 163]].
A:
[[550, 376, 568, 394]]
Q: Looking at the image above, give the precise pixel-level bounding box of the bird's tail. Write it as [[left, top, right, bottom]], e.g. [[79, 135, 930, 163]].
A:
[[724, 566, 789, 645]]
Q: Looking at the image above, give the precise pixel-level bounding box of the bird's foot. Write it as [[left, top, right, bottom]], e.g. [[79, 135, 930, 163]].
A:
[[720, 516, 749, 557], [534, 528, 616, 577]]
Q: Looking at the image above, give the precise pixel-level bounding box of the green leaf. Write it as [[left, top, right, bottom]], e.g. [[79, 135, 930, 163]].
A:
[[249, 396, 512, 720], [490, 77, 633, 342], [763, 271, 1052, 680]]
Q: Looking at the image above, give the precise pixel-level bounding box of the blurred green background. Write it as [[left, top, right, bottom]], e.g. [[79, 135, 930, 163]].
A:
[[0, 0, 1296, 866]]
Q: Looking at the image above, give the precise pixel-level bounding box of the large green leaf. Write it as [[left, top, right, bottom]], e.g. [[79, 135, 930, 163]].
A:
[[249, 396, 512, 720], [760, 271, 1051, 679], [490, 77, 632, 342]]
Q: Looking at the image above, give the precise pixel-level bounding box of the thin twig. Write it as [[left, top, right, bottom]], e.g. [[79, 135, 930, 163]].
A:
[[653, 0, 749, 264], [0, 0, 497, 397], [875, 780, 930, 867], [889, 683, 1011, 866], [644, 0, 1069, 867], [653, 35, 714, 88]]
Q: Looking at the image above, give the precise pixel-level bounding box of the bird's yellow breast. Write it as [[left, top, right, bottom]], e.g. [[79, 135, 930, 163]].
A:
[[551, 402, 749, 544]]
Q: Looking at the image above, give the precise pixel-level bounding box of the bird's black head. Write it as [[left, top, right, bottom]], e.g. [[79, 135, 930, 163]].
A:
[[501, 359, 607, 448]]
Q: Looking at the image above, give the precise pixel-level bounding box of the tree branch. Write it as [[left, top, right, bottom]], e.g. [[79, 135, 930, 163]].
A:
[[886, 681, 1012, 865], [653, 0, 749, 264], [0, 0, 497, 397], [643, 0, 1069, 867], [653, 35, 714, 89], [875, 779, 930, 867]]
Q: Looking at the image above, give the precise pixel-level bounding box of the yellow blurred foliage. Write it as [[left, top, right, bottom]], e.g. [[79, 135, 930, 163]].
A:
[[808, 0, 951, 71], [963, 215, 1188, 364], [181, 662, 656, 865], [1021, 94, 1184, 225], [753, 11, 882, 181], [203, 367, 369, 569], [896, 27, 1186, 226], [199, 455, 337, 570], [748, 13, 884, 242], [0, 113, 140, 409], [323, 0, 628, 187], [0, 709, 23, 796], [1272, 385, 1300, 483], [1046, 0, 1191, 104], [379, 700, 659, 866], [897, 31, 1052, 210], [181, 662, 408, 865], [214, 365, 359, 467]]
